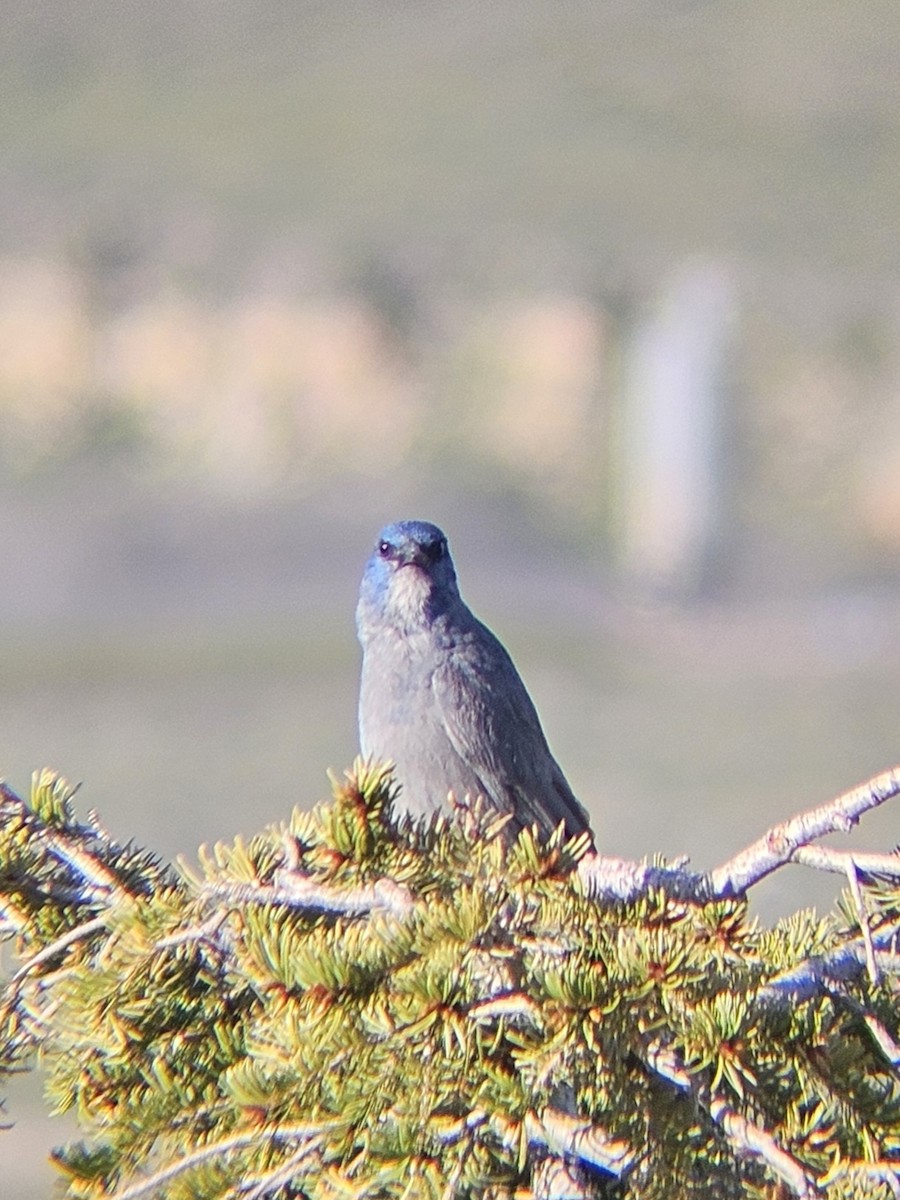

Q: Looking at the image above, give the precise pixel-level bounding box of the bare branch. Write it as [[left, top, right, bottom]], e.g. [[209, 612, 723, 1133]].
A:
[[791, 844, 900, 878], [645, 1043, 816, 1197], [844, 856, 879, 985], [108, 1122, 337, 1200], [757, 922, 900, 1006], [200, 872, 414, 917], [524, 1107, 637, 1179], [154, 912, 230, 951], [708, 1096, 816, 1199], [468, 993, 543, 1025], [577, 852, 709, 903], [230, 1139, 324, 1200], [0, 779, 153, 904], [581, 768, 900, 904], [8, 914, 108, 986], [710, 766, 900, 897], [863, 1014, 900, 1070]]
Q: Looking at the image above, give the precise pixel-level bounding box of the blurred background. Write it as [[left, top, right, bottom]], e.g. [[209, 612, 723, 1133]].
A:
[[6, 2, 900, 1191]]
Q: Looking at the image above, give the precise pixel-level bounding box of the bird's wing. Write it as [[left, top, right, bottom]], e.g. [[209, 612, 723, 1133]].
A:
[[432, 622, 590, 839]]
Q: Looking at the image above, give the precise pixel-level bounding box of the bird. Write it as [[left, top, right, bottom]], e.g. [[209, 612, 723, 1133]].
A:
[[356, 519, 592, 842]]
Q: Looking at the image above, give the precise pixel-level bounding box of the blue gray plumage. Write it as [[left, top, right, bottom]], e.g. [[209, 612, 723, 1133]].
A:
[[356, 520, 592, 841]]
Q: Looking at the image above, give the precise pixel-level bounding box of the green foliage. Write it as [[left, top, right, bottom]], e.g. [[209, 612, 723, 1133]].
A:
[[2, 764, 900, 1198]]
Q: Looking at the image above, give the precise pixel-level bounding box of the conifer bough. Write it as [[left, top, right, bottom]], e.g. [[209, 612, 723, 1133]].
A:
[[3, 763, 900, 1198]]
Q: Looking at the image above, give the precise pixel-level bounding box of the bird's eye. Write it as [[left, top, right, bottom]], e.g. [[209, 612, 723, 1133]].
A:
[[378, 541, 392, 558]]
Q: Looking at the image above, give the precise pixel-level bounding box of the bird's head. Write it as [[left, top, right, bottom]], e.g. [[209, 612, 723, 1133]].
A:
[[357, 520, 461, 637]]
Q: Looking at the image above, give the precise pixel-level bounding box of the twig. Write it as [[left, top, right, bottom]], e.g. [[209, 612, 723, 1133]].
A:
[[201, 873, 414, 917], [646, 1043, 815, 1198], [8, 914, 109, 986], [108, 1121, 337, 1200], [710, 766, 900, 897], [467, 993, 543, 1025], [524, 1107, 636, 1178], [154, 911, 230, 950], [0, 915, 112, 1039], [708, 1097, 816, 1199], [757, 922, 900, 1006], [844, 856, 879, 985], [431, 1108, 488, 1146], [863, 1014, 900, 1069], [40, 828, 127, 901], [0, 779, 143, 903], [790, 844, 900, 878], [231, 1138, 324, 1200]]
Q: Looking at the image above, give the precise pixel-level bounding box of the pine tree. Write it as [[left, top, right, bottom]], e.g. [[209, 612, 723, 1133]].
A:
[[3, 762, 900, 1199]]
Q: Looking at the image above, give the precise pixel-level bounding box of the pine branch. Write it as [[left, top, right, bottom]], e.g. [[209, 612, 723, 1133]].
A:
[[108, 1122, 334, 1200], [757, 921, 900, 1006], [6, 761, 900, 1198], [646, 1043, 816, 1198], [200, 872, 414, 917], [524, 1107, 637, 1177], [8, 913, 109, 985]]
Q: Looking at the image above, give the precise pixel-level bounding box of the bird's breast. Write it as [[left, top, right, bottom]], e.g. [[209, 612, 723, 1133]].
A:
[[359, 630, 437, 727]]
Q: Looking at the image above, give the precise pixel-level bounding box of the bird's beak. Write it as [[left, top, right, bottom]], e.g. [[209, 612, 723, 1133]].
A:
[[398, 545, 429, 569]]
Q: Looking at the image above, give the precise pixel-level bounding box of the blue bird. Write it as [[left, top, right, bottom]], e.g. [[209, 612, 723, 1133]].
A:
[[356, 520, 592, 841]]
